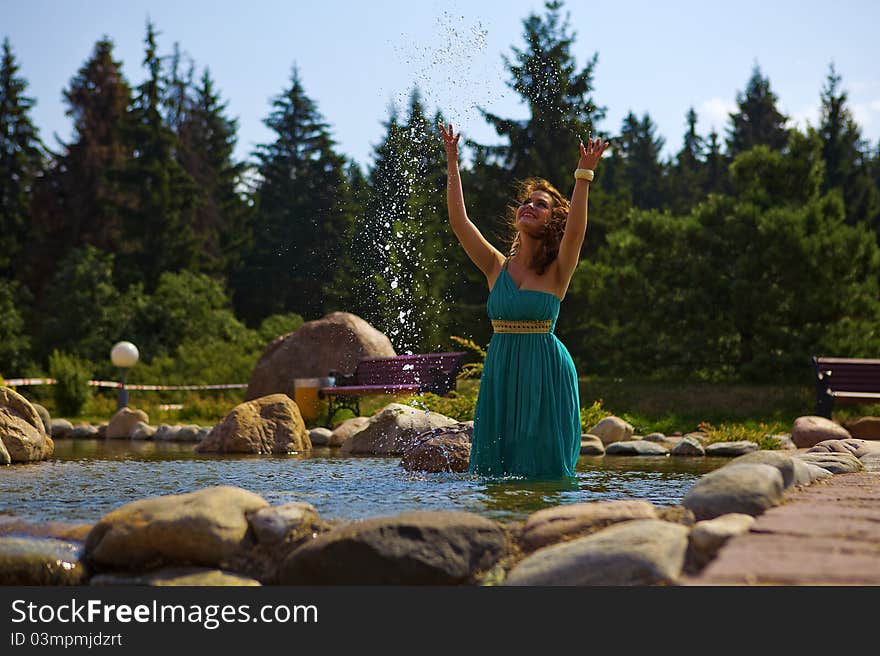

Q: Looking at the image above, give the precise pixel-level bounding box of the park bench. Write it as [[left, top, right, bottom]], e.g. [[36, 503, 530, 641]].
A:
[[319, 351, 467, 422], [813, 356, 880, 418]]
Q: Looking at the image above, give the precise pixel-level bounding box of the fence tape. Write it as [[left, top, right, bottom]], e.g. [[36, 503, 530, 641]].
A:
[[2, 378, 247, 391]]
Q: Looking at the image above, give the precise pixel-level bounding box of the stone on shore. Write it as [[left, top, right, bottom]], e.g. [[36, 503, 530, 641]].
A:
[[249, 502, 321, 546], [278, 511, 507, 585], [791, 416, 851, 448], [682, 464, 785, 521], [766, 434, 796, 450], [841, 416, 880, 440], [807, 439, 880, 459], [605, 440, 669, 456], [400, 423, 472, 473], [587, 416, 634, 446], [106, 407, 149, 439], [505, 519, 690, 586], [794, 452, 863, 475], [308, 427, 333, 446], [520, 500, 658, 552], [50, 418, 74, 439], [195, 394, 310, 454], [329, 416, 369, 446], [70, 424, 99, 440], [339, 403, 457, 456], [33, 403, 51, 434], [85, 486, 269, 570], [705, 441, 758, 457], [90, 567, 261, 586], [129, 421, 155, 440], [689, 513, 755, 568], [725, 451, 807, 489], [671, 436, 705, 456], [0, 386, 54, 463], [0, 536, 87, 585], [0, 440, 9, 465], [580, 434, 605, 455]]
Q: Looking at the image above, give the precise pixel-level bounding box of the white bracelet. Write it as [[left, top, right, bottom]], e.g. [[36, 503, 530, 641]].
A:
[[574, 168, 594, 182]]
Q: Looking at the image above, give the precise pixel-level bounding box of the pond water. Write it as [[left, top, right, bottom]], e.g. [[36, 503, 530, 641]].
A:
[[0, 440, 728, 524]]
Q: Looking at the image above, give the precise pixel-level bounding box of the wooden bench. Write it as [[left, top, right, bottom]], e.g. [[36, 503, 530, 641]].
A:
[[813, 356, 880, 418], [319, 352, 467, 422]]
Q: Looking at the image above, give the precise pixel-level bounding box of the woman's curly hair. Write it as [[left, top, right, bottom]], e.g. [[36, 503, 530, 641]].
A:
[[505, 178, 570, 275]]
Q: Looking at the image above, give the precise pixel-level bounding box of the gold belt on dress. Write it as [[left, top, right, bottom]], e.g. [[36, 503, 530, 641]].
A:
[[491, 319, 553, 333]]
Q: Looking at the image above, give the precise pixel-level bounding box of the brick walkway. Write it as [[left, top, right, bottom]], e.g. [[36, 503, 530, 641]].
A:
[[685, 470, 880, 585]]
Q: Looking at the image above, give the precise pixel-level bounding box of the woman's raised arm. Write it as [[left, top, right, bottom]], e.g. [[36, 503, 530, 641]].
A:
[[440, 122, 503, 278]]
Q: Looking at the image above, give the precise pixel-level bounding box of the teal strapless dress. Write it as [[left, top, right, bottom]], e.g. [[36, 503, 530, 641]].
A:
[[469, 260, 581, 479]]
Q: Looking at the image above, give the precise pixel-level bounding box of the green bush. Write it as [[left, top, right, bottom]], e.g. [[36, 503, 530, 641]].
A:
[[49, 350, 93, 417]]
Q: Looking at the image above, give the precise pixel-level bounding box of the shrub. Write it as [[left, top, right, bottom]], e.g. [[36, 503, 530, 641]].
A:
[[580, 400, 611, 433], [49, 350, 93, 417]]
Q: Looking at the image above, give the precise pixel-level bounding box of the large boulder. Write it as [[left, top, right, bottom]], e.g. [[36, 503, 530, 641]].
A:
[[519, 500, 658, 553], [400, 423, 472, 473], [246, 311, 396, 400], [0, 386, 54, 463], [682, 464, 785, 521], [195, 394, 310, 454], [791, 415, 851, 448], [106, 407, 149, 439], [587, 416, 634, 445], [505, 520, 690, 586], [340, 403, 457, 456], [84, 486, 269, 570], [278, 511, 508, 585]]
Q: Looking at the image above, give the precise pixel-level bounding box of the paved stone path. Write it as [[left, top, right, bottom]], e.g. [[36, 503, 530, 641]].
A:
[[685, 469, 880, 585]]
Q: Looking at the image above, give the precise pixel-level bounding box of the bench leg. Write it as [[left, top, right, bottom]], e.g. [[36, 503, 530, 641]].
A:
[[816, 387, 834, 419]]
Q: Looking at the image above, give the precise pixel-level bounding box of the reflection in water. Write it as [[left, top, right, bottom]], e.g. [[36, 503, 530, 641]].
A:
[[0, 441, 726, 525]]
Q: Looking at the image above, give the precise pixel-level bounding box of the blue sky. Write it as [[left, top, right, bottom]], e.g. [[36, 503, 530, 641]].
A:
[[4, 0, 880, 167]]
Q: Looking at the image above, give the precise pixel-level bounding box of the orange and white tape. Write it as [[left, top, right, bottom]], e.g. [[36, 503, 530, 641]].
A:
[[2, 378, 247, 390]]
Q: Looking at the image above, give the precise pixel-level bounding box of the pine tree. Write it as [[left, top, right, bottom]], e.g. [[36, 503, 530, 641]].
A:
[[611, 111, 665, 209], [480, 0, 606, 189], [235, 66, 350, 324], [176, 68, 251, 278], [727, 65, 789, 155], [116, 21, 200, 291], [704, 130, 726, 195], [0, 38, 43, 278], [817, 63, 879, 226], [669, 107, 706, 213]]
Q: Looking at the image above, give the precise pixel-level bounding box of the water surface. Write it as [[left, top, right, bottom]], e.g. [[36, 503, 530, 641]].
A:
[[0, 440, 727, 524]]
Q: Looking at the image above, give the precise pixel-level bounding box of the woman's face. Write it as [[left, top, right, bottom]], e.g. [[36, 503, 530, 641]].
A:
[[515, 191, 554, 236]]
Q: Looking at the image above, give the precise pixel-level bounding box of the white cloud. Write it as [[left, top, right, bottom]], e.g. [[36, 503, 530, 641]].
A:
[[697, 97, 738, 134], [785, 101, 821, 132], [852, 99, 880, 129]]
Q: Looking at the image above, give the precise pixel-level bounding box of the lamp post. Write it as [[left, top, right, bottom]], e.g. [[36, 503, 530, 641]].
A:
[[110, 341, 139, 410]]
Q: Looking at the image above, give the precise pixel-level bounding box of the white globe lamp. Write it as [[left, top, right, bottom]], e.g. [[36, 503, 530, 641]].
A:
[[110, 341, 139, 409]]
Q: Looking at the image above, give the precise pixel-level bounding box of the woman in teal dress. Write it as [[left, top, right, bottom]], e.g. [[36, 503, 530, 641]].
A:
[[439, 122, 608, 479]]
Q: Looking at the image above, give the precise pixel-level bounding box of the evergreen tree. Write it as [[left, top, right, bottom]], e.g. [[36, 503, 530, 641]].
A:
[[669, 107, 706, 213], [611, 111, 665, 209], [727, 64, 789, 155], [28, 37, 132, 296], [177, 68, 251, 278], [115, 21, 200, 290], [816, 63, 879, 226], [0, 38, 43, 278], [480, 0, 605, 189], [235, 66, 350, 324], [704, 130, 727, 195]]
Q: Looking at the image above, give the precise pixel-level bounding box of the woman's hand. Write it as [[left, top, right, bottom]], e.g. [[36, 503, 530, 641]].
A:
[[439, 121, 461, 162], [578, 136, 610, 171]]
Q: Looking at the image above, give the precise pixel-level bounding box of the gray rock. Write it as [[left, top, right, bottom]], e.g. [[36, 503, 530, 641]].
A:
[[33, 403, 51, 434], [250, 502, 320, 546], [794, 452, 863, 474], [278, 511, 507, 585], [106, 407, 149, 439], [807, 439, 880, 459], [765, 434, 796, 450], [339, 403, 457, 456], [580, 434, 605, 455], [682, 464, 785, 521], [69, 424, 99, 440], [175, 424, 202, 442], [671, 436, 705, 457], [329, 416, 369, 447], [791, 415, 851, 448], [85, 486, 269, 570], [400, 423, 472, 473], [505, 519, 690, 586], [725, 451, 799, 489], [860, 453, 880, 472], [643, 432, 667, 443], [90, 567, 261, 586], [153, 424, 178, 441], [129, 421, 155, 441], [0, 536, 87, 585], [587, 416, 634, 446], [689, 513, 755, 568], [804, 462, 834, 482], [309, 427, 333, 446], [605, 440, 669, 456], [705, 441, 758, 457], [50, 418, 74, 439]]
